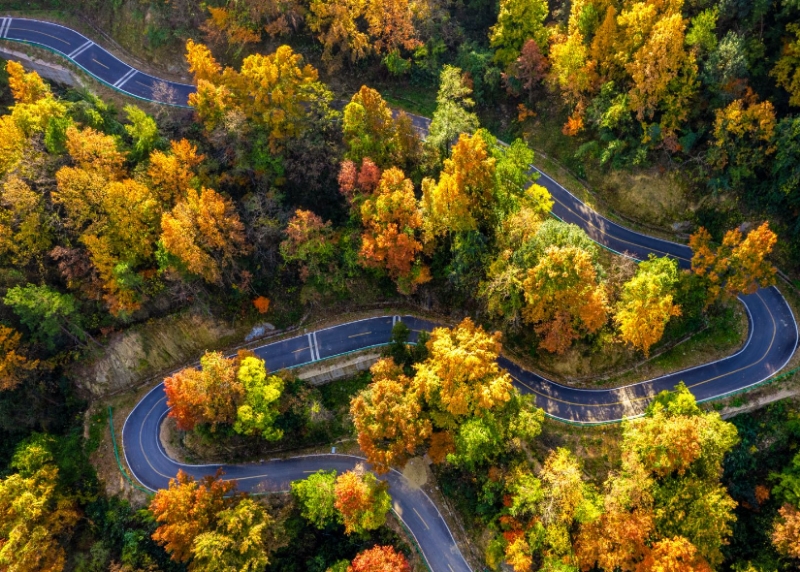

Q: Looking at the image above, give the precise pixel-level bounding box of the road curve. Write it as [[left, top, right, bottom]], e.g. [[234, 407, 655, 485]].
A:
[[7, 17, 797, 572]]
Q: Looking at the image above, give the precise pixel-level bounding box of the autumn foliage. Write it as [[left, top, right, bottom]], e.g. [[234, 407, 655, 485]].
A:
[[522, 245, 608, 354], [150, 470, 279, 571], [164, 350, 283, 440], [690, 222, 777, 303], [615, 256, 682, 356], [773, 504, 800, 559], [348, 545, 411, 572], [334, 470, 392, 535], [359, 167, 429, 293], [351, 359, 431, 473]]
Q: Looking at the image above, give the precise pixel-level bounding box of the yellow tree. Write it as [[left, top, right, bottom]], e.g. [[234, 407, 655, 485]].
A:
[[307, 0, 370, 72], [626, 12, 697, 140], [359, 167, 428, 294], [421, 132, 496, 240], [0, 176, 52, 267], [161, 187, 250, 284], [53, 166, 108, 233], [689, 222, 777, 304], [186, 41, 322, 151], [614, 256, 682, 356], [3, 63, 67, 139], [6, 60, 51, 104], [63, 125, 126, 180], [0, 325, 38, 392], [0, 437, 81, 572], [350, 359, 432, 473], [772, 23, 800, 107], [709, 91, 777, 186], [413, 317, 513, 420], [0, 114, 26, 177], [84, 178, 161, 313], [591, 5, 623, 82], [148, 139, 205, 205], [522, 245, 608, 354]]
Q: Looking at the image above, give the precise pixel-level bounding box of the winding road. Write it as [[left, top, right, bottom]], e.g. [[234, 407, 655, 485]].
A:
[[4, 18, 798, 572]]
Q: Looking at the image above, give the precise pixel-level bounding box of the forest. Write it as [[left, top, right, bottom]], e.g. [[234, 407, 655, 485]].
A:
[[0, 0, 799, 571]]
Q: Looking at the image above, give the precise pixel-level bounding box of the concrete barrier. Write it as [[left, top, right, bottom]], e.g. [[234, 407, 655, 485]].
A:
[[294, 349, 382, 385]]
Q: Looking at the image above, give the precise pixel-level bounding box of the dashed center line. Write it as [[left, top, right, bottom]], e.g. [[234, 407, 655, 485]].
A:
[[348, 331, 372, 338], [412, 507, 430, 530]]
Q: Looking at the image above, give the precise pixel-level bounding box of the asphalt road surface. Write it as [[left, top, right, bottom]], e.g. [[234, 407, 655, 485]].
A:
[[0, 17, 195, 106], [7, 18, 797, 572]]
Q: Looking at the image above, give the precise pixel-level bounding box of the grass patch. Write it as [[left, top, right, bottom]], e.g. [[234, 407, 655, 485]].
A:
[[318, 370, 372, 411], [380, 83, 437, 118], [85, 409, 106, 455]]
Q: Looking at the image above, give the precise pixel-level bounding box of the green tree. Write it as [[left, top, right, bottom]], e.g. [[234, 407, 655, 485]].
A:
[[3, 284, 88, 350], [342, 86, 398, 167], [489, 0, 549, 69], [773, 451, 800, 507], [234, 357, 284, 441], [770, 116, 800, 212], [686, 8, 719, 55], [291, 470, 338, 529], [426, 66, 480, 155], [123, 105, 162, 162]]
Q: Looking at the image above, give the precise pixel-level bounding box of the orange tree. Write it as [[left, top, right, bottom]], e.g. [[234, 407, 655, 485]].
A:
[[689, 222, 777, 304], [349, 545, 411, 572], [358, 167, 429, 294], [333, 470, 392, 535], [350, 359, 431, 473]]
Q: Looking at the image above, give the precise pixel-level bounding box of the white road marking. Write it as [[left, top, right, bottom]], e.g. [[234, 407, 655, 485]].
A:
[[113, 67, 137, 88], [68, 39, 93, 58], [312, 331, 321, 360], [306, 333, 316, 362], [0, 18, 12, 39]]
